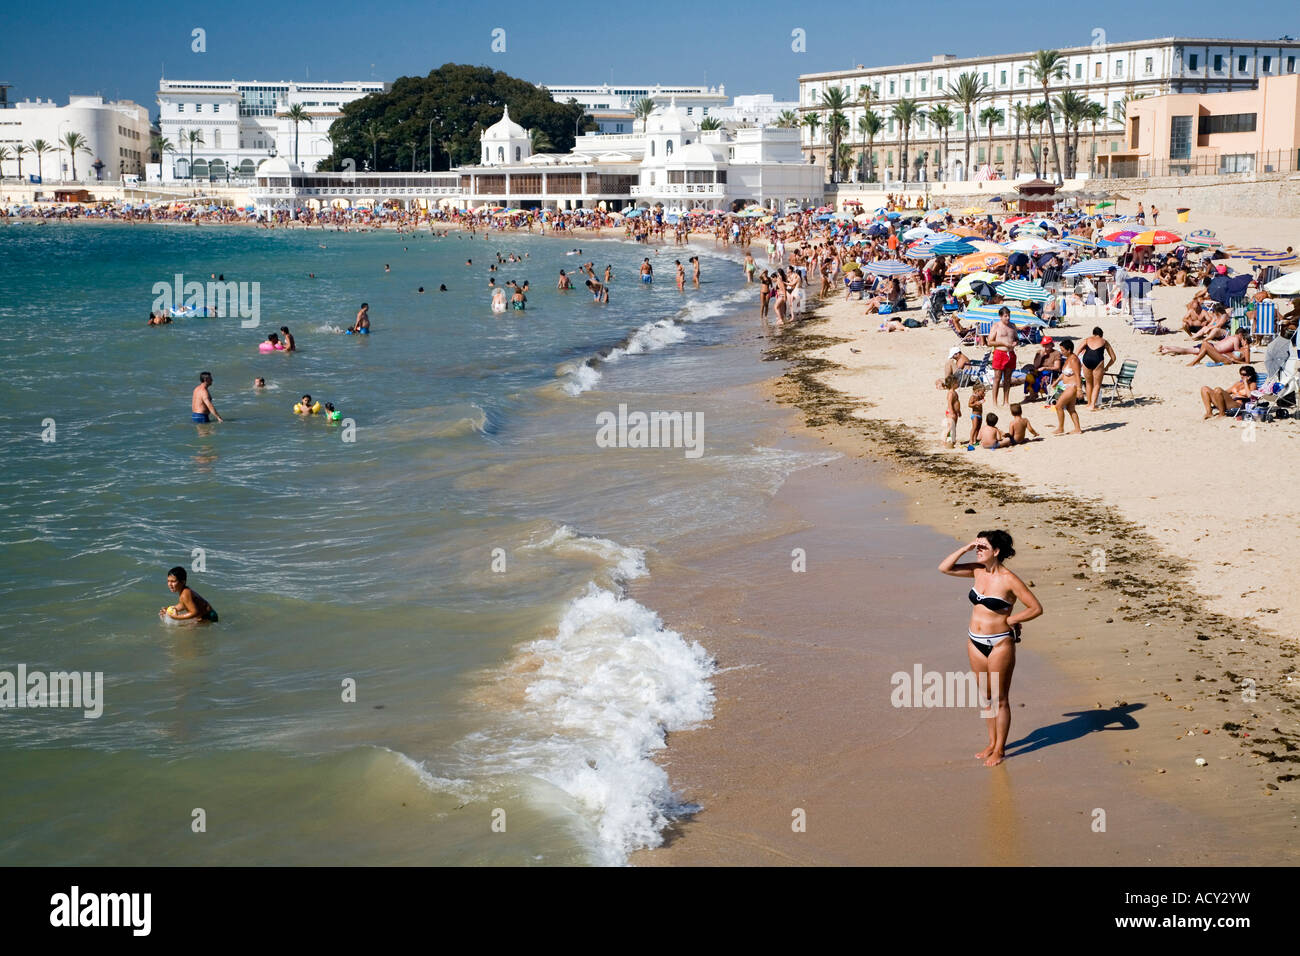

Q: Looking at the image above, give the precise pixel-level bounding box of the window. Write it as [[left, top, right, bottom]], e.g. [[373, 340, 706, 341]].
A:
[[889, 80, 895, 94], [1213, 54, 1223, 71], [1263, 56, 1272, 72], [1290, 56, 1297, 73], [904, 79, 910, 93], [1110, 142, 1118, 152], [497, 146, 504, 161], [1219, 153, 1254, 173], [1094, 62, 1102, 79], [213, 130, 222, 149], [1169, 115, 1192, 159], [886, 151, 893, 166], [213, 104, 219, 113], [666, 140, 673, 154], [1188, 53, 1199, 70], [1144, 57, 1153, 74], [1198, 112, 1257, 134], [1112, 101, 1123, 122], [1018, 69, 1026, 84], [982, 72, 989, 84], [515, 146, 521, 161], [1074, 64, 1081, 79], [977, 147, 985, 163], [1114, 58, 1123, 76], [920, 78, 927, 92], [177, 103, 185, 112], [650, 141, 655, 157], [1000, 70, 1008, 84], [934, 78, 941, 90], [615, 123, 624, 133], [888, 117, 895, 133], [1238, 55, 1247, 72], [996, 146, 1003, 162]]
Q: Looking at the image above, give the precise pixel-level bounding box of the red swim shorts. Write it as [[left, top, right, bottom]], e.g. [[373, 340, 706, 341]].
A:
[[991, 349, 1014, 371]]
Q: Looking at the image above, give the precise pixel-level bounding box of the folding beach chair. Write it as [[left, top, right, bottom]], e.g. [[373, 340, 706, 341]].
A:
[[1128, 297, 1166, 334], [948, 314, 980, 346], [1228, 295, 1249, 332], [1253, 300, 1277, 345], [1099, 361, 1138, 406], [1122, 276, 1152, 315], [958, 354, 991, 388]]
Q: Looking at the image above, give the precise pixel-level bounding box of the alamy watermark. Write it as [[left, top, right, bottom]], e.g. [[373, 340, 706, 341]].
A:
[[1, 664, 103, 718], [595, 403, 704, 459], [891, 663, 1000, 718], [151, 273, 261, 328]]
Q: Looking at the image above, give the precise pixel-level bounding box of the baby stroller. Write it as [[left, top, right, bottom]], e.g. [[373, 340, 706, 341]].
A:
[[927, 287, 960, 324]]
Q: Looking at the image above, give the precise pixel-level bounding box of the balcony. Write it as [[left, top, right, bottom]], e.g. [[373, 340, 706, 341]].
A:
[[631, 183, 724, 196]]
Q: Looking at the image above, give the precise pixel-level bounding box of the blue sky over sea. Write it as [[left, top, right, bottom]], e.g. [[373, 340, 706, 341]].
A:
[[2, 0, 1295, 115]]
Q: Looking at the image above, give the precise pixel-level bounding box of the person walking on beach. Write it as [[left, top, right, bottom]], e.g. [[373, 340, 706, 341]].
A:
[[939, 531, 1042, 766], [191, 371, 223, 424]]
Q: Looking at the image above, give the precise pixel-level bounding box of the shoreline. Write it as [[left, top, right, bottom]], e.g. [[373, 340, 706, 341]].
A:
[[632, 281, 1299, 865]]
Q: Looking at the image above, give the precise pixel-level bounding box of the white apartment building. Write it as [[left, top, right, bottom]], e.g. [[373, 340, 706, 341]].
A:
[[711, 94, 800, 126], [156, 78, 386, 182], [0, 95, 151, 182], [798, 37, 1300, 182], [543, 83, 728, 133]]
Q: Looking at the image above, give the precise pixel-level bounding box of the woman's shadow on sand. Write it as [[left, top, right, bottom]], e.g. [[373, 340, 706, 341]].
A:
[[1005, 703, 1145, 759]]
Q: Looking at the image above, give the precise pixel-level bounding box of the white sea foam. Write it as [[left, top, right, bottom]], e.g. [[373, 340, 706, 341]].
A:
[[524, 525, 647, 584], [558, 359, 604, 397]]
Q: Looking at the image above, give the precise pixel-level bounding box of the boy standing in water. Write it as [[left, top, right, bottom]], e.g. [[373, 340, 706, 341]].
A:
[[160, 566, 218, 622]]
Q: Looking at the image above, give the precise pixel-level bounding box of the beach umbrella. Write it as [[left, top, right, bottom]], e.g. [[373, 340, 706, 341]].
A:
[[1252, 251, 1299, 264], [1006, 237, 1061, 253], [1095, 201, 1115, 208], [1004, 216, 1031, 226], [815, 206, 832, 213], [864, 222, 889, 237], [1184, 235, 1222, 248], [1061, 259, 1118, 276], [1010, 224, 1047, 237], [1130, 229, 1182, 245], [904, 244, 937, 259], [950, 253, 1008, 275], [865, 260, 916, 276], [902, 226, 942, 241], [948, 225, 983, 238], [966, 239, 1006, 253], [1189, 228, 1216, 238], [960, 303, 1046, 327], [1058, 235, 1097, 249], [953, 272, 1002, 297], [962, 206, 985, 214], [1264, 271, 1300, 296], [996, 279, 1051, 303], [930, 240, 978, 257]]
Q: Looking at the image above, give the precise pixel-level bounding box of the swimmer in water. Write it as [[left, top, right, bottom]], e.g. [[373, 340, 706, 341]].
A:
[[254, 377, 266, 389], [160, 566, 218, 622], [491, 287, 507, 313], [418, 286, 425, 293], [279, 326, 295, 351], [384, 263, 391, 273], [351, 303, 370, 333], [191, 371, 223, 423], [585, 278, 609, 303], [938, 530, 1042, 766], [558, 270, 573, 290], [439, 284, 447, 292], [147, 312, 172, 326]]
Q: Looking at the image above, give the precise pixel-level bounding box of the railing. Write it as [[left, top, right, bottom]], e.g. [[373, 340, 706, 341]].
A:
[[631, 183, 723, 196], [1101, 149, 1300, 179]]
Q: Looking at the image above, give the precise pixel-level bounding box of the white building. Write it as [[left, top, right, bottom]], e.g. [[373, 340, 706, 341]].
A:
[[249, 101, 824, 214], [798, 37, 1300, 182], [0, 95, 151, 183], [156, 78, 386, 182], [543, 83, 728, 134], [712, 94, 800, 126]]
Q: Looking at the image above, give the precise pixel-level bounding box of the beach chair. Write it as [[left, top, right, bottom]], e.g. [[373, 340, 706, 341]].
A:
[[1122, 276, 1152, 315], [1128, 298, 1166, 334], [1228, 295, 1249, 332], [958, 354, 991, 388], [1252, 300, 1277, 345], [1099, 361, 1138, 406], [948, 314, 980, 346]]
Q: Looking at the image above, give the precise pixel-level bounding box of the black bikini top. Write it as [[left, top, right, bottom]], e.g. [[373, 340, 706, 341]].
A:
[[969, 587, 1013, 613]]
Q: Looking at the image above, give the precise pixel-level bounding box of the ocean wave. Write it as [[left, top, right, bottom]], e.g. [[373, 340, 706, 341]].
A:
[[522, 525, 647, 585]]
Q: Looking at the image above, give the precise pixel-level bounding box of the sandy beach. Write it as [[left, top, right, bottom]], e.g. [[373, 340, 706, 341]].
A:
[[632, 210, 1300, 865]]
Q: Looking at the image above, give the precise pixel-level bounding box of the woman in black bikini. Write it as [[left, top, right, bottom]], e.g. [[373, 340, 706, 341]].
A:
[[939, 531, 1043, 766], [1079, 327, 1117, 411]]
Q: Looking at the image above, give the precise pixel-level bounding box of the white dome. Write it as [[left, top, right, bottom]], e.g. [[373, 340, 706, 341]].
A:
[[483, 105, 527, 140], [256, 157, 301, 175], [673, 142, 719, 164], [647, 99, 698, 134]]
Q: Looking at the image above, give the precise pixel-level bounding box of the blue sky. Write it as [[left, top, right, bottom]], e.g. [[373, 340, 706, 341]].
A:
[[1, 0, 1294, 116]]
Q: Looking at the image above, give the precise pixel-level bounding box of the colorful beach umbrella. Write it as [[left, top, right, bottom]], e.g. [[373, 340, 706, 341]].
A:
[[1130, 229, 1182, 245], [1058, 235, 1097, 248], [904, 244, 937, 259], [996, 279, 1051, 303], [969, 239, 1008, 253], [1103, 230, 1139, 244], [1184, 235, 1222, 248], [1062, 259, 1120, 276], [953, 272, 1003, 297], [950, 253, 1008, 275], [962, 206, 985, 214], [960, 304, 1046, 327], [1189, 228, 1216, 238], [930, 240, 978, 257]]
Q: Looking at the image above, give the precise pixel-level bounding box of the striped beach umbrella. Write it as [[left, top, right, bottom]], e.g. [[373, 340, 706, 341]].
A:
[[1011, 224, 1048, 237], [1058, 235, 1097, 248], [1184, 235, 1222, 248], [930, 240, 978, 257], [865, 260, 916, 276], [1062, 259, 1120, 276], [969, 239, 1008, 253], [1006, 237, 1062, 253], [1189, 228, 1216, 238], [1003, 216, 1031, 226], [1252, 251, 1299, 264], [996, 279, 1051, 303], [904, 243, 937, 259], [948, 225, 983, 238], [1231, 247, 1271, 257], [960, 303, 1046, 327], [1103, 230, 1139, 243]]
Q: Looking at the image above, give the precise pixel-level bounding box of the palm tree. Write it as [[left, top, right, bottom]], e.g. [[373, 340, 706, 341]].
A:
[[61, 131, 91, 181], [837, 142, 855, 182], [891, 98, 924, 183], [949, 72, 988, 181], [979, 106, 1004, 172], [698, 115, 723, 131], [633, 97, 656, 133], [820, 86, 851, 183], [1084, 100, 1107, 177], [28, 139, 54, 183], [283, 104, 312, 166], [858, 110, 882, 183], [1029, 49, 1066, 183], [1009, 103, 1031, 179], [1028, 102, 1050, 179], [802, 111, 822, 164], [150, 134, 175, 165], [773, 110, 800, 129], [927, 105, 954, 180], [0, 147, 11, 180], [363, 119, 384, 171], [528, 128, 554, 153], [177, 128, 204, 179], [13, 143, 29, 181], [1053, 90, 1089, 178]]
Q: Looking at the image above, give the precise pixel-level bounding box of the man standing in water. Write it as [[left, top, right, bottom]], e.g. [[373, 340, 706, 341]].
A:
[[351, 303, 370, 333], [640, 258, 654, 284], [192, 371, 223, 423]]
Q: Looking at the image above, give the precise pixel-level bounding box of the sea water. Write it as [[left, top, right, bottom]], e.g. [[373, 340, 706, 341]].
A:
[[0, 221, 830, 865]]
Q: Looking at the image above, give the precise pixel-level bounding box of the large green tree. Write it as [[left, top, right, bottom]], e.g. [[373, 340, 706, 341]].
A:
[[325, 64, 593, 172]]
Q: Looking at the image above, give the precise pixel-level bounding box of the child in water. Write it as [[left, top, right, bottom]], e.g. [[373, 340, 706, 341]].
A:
[[160, 566, 218, 622]]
